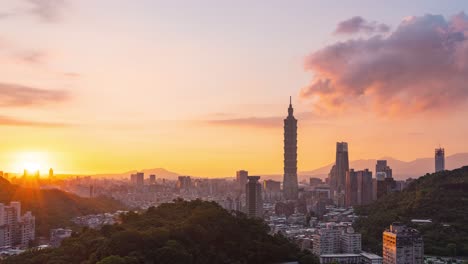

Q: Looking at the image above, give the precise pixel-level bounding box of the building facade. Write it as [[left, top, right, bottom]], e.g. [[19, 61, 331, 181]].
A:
[[334, 142, 349, 194], [346, 169, 372, 206], [0, 202, 35, 248], [435, 148, 445, 172], [283, 97, 298, 200], [383, 223, 424, 264], [245, 176, 263, 218], [236, 170, 248, 192]]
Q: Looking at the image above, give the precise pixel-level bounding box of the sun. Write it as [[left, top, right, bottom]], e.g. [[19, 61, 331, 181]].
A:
[[13, 151, 50, 176]]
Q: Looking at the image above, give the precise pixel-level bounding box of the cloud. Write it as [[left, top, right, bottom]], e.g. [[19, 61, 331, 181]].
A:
[[301, 12, 468, 116], [27, 0, 67, 22], [0, 82, 69, 107], [334, 16, 390, 35], [205, 116, 282, 128], [16, 50, 47, 64], [0, 115, 68, 127], [204, 112, 320, 128]]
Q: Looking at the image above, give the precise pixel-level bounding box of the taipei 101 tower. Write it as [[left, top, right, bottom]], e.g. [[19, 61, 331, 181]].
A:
[[283, 97, 298, 200]]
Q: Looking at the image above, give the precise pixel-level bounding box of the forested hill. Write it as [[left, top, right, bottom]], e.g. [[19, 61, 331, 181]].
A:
[[4, 199, 318, 264], [0, 179, 124, 236], [354, 166, 468, 256]]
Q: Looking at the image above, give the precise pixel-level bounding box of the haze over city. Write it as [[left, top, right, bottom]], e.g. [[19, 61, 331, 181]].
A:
[[1, 1, 468, 177]]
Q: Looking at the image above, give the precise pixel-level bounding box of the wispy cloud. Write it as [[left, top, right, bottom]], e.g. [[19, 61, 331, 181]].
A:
[[0, 82, 69, 107], [27, 0, 67, 22], [334, 16, 390, 35], [0, 115, 68, 127], [206, 116, 282, 128], [204, 112, 319, 128], [302, 12, 468, 116]]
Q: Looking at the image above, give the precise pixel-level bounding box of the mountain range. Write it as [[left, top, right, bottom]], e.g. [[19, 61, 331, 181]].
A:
[[82, 153, 468, 182], [300, 152, 468, 180]]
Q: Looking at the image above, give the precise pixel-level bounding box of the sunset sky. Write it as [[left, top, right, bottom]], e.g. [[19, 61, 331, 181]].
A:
[[1, 0, 468, 177]]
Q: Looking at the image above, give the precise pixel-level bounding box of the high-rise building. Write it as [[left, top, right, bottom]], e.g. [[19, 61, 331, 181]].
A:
[[383, 223, 423, 264], [345, 169, 358, 207], [136, 172, 144, 187], [177, 176, 192, 190], [49, 168, 54, 179], [0, 202, 35, 248], [356, 169, 373, 205], [149, 174, 156, 184], [245, 176, 263, 218], [312, 228, 341, 255], [375, 160, 387, 174], [435, 148, 445, 172], [334, 142, 349, 194], [236, 170, 248, 192], [263, 180, 281, 201], [346, 169, 373, 206], [283, 97, 298, 200]]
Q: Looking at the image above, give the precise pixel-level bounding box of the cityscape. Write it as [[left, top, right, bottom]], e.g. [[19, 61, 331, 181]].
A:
[[0, 1, 468, 264]]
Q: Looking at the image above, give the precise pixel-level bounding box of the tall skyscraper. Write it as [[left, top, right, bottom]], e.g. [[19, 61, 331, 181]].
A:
[[149, 174, 156, 184], [334, 142, 349, 193], [49, 168, 54, 179], [245, 176, 263, 218], [283, 97, 298, 200], [236, 170, 248, 192], [383, 223, 423, 264], [435, 148, 445, 172]]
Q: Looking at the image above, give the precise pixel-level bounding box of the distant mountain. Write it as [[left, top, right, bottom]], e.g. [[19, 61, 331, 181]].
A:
[[90, 168, 180, 180], [301, 153, 468, 180]]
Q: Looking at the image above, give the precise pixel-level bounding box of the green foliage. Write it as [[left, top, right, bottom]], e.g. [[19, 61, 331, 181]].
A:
[[354, 166, 468, 256], [4, 199, 315, 263], [0, 181, 124, 236]]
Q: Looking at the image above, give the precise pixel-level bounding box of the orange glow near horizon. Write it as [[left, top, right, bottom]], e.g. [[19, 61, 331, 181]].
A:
[[11, 151, 52, 177]]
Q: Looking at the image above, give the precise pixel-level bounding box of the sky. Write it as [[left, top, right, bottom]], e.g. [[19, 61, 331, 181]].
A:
[[1, 0, 468, 177]]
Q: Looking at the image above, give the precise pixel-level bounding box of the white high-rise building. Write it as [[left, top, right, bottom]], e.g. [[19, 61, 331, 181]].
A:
[[0, 202, 35, 248], [341, 227, 362, 253], [312, 228, 341, 255]]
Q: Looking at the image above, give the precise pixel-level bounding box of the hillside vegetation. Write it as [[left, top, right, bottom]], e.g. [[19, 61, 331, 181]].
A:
[[354, 166, 468, 256], [0, 178, 124, 236], [4, 199, 318, 264]]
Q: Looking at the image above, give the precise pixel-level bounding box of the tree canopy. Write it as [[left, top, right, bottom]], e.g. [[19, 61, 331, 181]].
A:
[[4, 199, 318, 264], [354, 166, 468, 256]]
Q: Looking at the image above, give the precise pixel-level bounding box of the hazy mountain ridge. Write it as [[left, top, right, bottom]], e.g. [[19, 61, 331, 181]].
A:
[[301, 153, 468, 180], [82, 153, 468, 181]]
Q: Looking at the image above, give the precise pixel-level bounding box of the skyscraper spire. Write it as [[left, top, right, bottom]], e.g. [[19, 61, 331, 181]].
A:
[[288, 96, 294, 116]]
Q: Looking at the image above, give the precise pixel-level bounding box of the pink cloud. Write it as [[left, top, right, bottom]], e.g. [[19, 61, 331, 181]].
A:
[[0, 82, 69, 107], [334, 16, 390, 35], [302, 12, 468, 116]]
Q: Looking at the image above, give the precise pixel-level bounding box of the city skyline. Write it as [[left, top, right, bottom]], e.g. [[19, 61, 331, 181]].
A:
[[1, 1, 468, 176]]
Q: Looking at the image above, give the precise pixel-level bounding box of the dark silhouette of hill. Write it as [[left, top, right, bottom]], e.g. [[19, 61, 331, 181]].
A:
[[0, 179, 125, 237], [4, 199, 318, 264], [354, 166, 468, 256]]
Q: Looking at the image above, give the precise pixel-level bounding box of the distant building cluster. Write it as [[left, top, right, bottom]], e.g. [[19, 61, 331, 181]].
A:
[[72, 211, 126, 229], [0, 202, 35, 248]]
